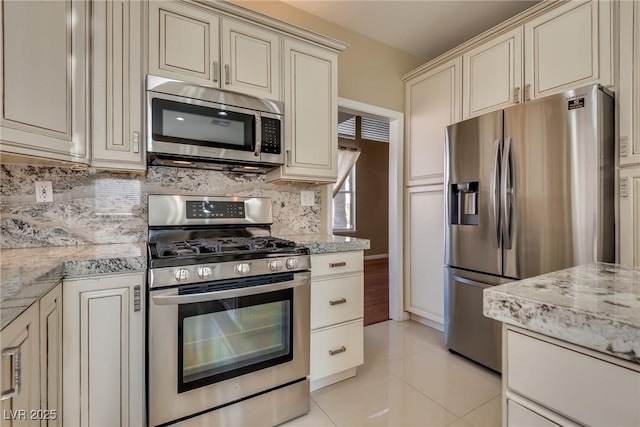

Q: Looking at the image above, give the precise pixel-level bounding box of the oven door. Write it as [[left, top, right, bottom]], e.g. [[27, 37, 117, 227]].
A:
[[148, 271, 310, 427]]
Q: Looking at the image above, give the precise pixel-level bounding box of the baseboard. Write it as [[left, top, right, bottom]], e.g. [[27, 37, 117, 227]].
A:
[[363, 253, 389, 261], [409, 313, 444, 332]]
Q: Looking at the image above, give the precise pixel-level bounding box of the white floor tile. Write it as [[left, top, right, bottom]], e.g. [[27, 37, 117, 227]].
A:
[[280, 398, 336, 427], [445, 418, 474, 427], [461, 395, 502, 427], [364, 319, 444, 365], [311, 363, 457, 426], [384, 329, 501, 417]]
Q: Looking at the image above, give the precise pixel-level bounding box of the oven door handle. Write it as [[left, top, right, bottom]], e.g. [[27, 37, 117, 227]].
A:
[[151, 276, 310, 305]]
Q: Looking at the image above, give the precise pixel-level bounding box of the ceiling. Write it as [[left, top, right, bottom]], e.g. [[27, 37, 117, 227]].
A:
[[282, 0, 540, 60]]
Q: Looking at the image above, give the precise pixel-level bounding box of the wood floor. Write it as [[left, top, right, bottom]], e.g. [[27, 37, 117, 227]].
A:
[[363, 258, 389, 326]]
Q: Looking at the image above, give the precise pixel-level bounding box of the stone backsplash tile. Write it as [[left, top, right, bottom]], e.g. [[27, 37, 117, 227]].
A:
[[1, 164, 321, 248]]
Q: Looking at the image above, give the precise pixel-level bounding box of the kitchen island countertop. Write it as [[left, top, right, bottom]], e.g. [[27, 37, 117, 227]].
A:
[[483, 262, 640, 364], [1, 243, 146, 329], [280, 234, 370, 254]]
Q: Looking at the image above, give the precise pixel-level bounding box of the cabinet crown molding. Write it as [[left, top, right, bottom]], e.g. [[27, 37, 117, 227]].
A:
[[190, 0, 349, 53], [402, 0, 565, 81]]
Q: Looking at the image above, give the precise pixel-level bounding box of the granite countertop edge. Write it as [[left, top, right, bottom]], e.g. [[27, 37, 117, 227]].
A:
[[1, 243, 147, 330], [278, 234, 371, 254], [483, 262, 640, 365]]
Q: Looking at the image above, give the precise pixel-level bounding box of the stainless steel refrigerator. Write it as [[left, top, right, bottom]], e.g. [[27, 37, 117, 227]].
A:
[[444, 84, 615, 372]]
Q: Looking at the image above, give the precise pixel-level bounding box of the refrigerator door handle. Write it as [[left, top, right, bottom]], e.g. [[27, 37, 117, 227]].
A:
[[501, 137, 514, 250], [490, 139, 501, 248]]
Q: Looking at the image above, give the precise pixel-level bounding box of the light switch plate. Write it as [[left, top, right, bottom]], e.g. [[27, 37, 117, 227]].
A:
[[300, 191, 315, 207], [35, 181, 53, 203]]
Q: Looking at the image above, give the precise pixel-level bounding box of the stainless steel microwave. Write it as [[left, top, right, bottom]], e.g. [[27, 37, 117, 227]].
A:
[[146, 75, 283, 171]]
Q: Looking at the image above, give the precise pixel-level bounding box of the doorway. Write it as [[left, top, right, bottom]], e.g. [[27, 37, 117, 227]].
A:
[[321, 98, 406, 323]]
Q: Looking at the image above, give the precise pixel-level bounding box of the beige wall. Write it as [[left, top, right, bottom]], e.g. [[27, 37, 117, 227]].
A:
[[335, 138, 389, 256], [231, 1, 425, 113]]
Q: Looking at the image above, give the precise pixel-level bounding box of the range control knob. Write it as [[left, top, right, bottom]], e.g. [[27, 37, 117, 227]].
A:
[[197, 266, 213, 279], [174, 268, 190, 282], [269, 260, 283, 271], [285, 258, 299, 270], [235, 263, 251, 275]]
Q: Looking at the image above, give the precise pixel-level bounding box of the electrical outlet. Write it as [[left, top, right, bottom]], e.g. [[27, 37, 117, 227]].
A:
[[300, 191, 315, 207], [35, 181, 53, 203]]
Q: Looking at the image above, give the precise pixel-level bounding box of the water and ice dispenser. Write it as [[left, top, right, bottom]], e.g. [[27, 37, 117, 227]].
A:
[[450, 182, 479, 225]]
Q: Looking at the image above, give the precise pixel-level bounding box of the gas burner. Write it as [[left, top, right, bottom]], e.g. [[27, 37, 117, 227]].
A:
[[154, 237, 299, 259]]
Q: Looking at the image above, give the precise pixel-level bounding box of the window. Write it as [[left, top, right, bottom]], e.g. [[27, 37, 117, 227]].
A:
[[333, 166, 356, 231]]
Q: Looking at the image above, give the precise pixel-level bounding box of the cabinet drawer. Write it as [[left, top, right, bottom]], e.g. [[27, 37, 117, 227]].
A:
[[507, 400, 561, 427], [507, 330, 640, 426], [310, 320, 364, 381], [311, 274, 363, 329], [311, 251, 363, 278]]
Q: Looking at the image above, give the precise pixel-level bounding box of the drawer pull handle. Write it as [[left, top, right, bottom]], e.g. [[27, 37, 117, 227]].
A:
[[329, 298, 347, 306], [328, 346, 346, 356], [329, 262, 346, 268]]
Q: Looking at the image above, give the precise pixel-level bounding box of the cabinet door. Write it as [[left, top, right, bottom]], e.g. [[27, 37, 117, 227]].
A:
[[92, 0, 144, 171], [524, 0, 612, 100], [619, 0, 640, 166], [149, 1, 219, 86], [1, 304, 40, 427], [39, 285, 62, 427], [221, 19, 281, 101], [0, 0, 89, 163], [404, 185, 445, 326], [405, 58, 461, 187], [620, 167, 640, 268], [268, 39, 338, 182], [463, 28, 523, 119], [63, 273, 144, 427]]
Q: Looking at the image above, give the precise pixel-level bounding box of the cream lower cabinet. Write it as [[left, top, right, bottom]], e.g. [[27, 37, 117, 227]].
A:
[[404, 185, 445, 329], [619, 0, 640, 166], [309, 251, 364, 391], [63, 272, 144, 427], [1, 284, 62, 427], [149, 0, 281, 101], [503, 326, 640, 427], [620, 167, 640, 267], [404, 57, 461, 187], [91, 0, 145, 171], [0, 0, 89, 164], [523, 0, 612, 101], [462, 27, 523, 119], [267, 39, 339, 183]]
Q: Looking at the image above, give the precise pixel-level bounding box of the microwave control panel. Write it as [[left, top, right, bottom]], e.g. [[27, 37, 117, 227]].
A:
[[261, 117, 281, 154]]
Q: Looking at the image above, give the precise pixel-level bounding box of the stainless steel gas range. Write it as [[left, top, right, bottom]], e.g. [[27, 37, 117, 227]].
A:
[[146, 195, 310, 427]]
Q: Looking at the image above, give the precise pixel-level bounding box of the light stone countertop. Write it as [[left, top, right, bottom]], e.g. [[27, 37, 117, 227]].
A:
[[279, 234, 370, 254], [1, 243, 147, 330], [483, 262, 640, 364]]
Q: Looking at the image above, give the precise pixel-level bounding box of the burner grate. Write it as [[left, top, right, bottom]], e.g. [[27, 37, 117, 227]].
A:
[[155, 237, 298, 259]]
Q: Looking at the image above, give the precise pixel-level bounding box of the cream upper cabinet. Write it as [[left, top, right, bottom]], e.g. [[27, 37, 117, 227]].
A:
[[463, 27, 523, 119], [620, 167, 640, 268], [63, 273, 144, 427], [92, 0, 145, 171], [619, 0, 640, 166], [405, 57, 462, 186], [0, 0, 89, 164], [523, 0, 612, 101], [267, 39, 338, 183], [149, 1, 281, 101], [220, 19, 281, 100], [1, 304, 40, 427]]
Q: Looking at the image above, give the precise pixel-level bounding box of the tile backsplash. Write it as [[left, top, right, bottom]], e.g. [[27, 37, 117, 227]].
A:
[[1, 164, 321, 248]]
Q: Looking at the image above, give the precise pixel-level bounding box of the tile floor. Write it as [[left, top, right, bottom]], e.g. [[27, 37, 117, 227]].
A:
[[284, 320, 502, 427]]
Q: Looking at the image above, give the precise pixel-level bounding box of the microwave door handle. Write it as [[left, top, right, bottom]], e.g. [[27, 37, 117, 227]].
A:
[[151, 275, 309, 305], [254, 114, 262, 157]]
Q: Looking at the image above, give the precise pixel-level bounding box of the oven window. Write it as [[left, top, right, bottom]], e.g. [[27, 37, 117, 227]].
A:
[[178, 288, 293, 393], [152, 98, 254, 150]]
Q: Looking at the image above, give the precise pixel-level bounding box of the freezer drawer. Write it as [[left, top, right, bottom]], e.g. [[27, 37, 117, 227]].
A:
[[444, 267, 505, 372]]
